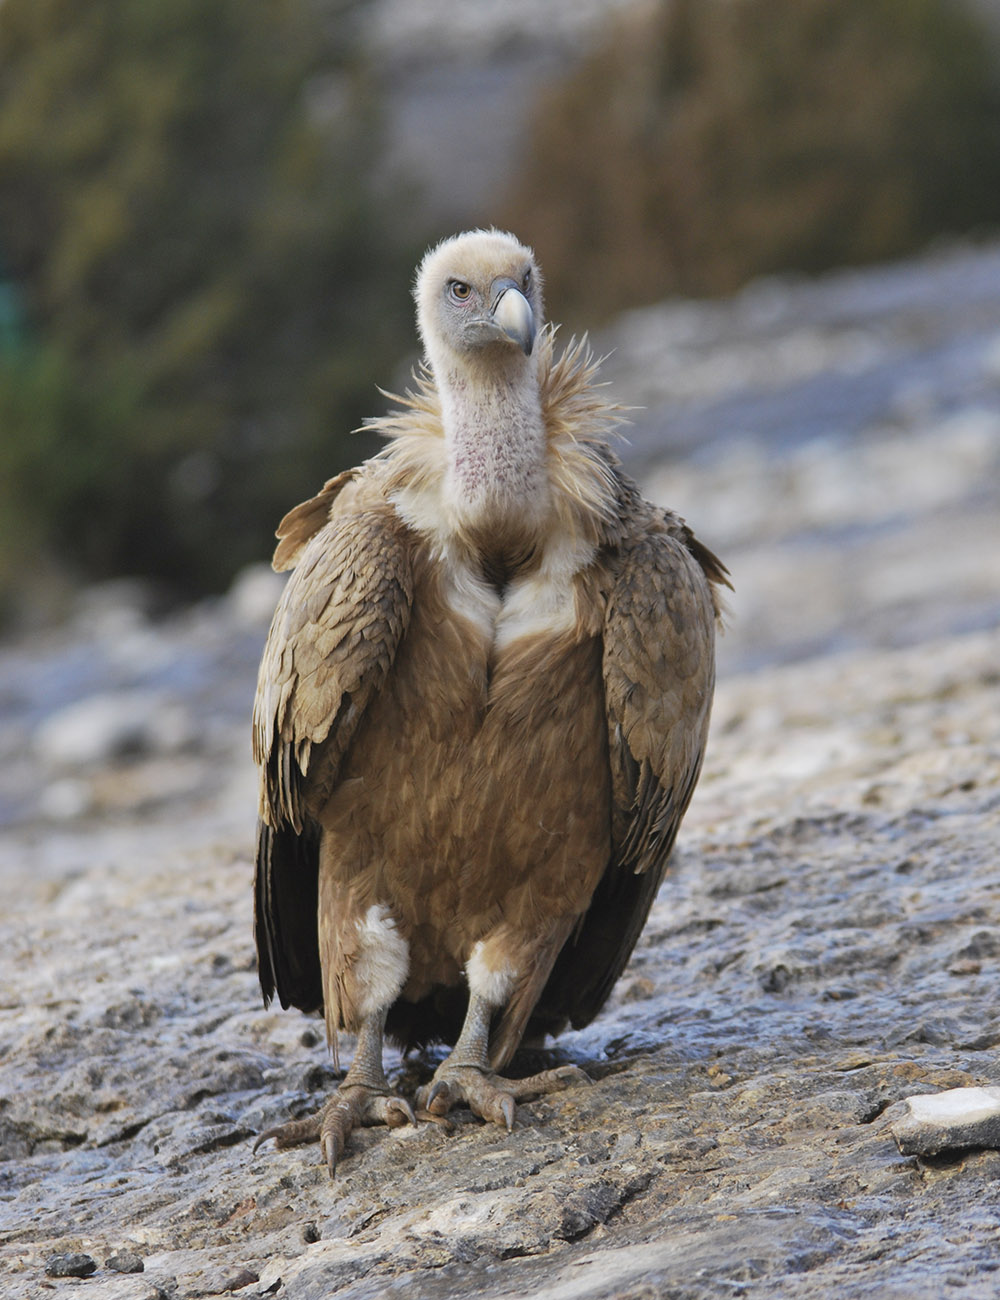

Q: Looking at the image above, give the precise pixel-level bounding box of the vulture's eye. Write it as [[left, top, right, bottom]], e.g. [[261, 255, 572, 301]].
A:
[[448, 281, 473, 303], [522, 269, 532, 291]]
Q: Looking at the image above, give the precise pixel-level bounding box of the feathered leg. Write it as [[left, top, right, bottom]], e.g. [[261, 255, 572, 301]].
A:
[[254, 876, 415, 1174], [253, 1006, 414, 1176]]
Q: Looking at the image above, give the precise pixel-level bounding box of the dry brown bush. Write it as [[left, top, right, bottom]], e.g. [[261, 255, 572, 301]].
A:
[[505, 0, 1000, 320]]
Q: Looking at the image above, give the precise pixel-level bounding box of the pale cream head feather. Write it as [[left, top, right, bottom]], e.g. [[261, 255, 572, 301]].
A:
[[414, 229, 545, 378]]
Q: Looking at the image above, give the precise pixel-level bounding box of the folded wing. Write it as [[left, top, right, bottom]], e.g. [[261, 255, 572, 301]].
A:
[[252, 473, 414, 1011]]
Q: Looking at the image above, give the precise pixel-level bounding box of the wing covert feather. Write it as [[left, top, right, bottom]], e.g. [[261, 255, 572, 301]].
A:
[[253, 490, 414, 833], [272, 468, 356, 572], [603, 521, 718, 876]]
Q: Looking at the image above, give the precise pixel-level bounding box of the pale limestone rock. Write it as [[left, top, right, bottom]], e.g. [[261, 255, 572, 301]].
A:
[[34, 691, 196, 768], [891, 1088, 1000, 1157]]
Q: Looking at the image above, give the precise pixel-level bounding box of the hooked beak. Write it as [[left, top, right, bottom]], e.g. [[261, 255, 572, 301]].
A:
[[488, 278, 535, 356]]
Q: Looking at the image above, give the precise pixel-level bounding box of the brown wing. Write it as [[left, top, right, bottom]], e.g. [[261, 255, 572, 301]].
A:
[[253, 474, 414, 1012], [271, 468, 356, 572], [532, 512, 727, 1036]]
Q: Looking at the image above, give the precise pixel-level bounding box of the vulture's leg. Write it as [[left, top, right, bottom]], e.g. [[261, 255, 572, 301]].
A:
[[416, 991, 587, 1131], [253, 1006, 414, 1176]]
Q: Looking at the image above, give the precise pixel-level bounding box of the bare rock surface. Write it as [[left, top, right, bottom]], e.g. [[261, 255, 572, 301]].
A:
[[2, 240, 1000, 1298], [1, 625, 998, 1299]]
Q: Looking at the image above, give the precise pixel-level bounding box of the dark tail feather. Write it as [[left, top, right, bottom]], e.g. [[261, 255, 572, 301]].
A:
[[254, 818, 323, 1013], [531, 850, 666, 1036]]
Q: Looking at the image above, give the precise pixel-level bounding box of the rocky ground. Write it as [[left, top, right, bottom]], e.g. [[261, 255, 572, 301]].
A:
[[1, 239, 999, 1298]]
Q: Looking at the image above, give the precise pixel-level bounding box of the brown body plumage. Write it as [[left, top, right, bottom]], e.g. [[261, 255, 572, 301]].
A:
[[252, 230, 728, 1170]]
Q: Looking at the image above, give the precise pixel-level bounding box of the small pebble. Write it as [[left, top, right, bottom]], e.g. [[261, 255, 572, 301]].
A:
[[45, 1252, 97, 1278], [107, 1250, 145, 1273]]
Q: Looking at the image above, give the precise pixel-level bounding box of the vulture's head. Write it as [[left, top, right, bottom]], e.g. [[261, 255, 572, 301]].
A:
[[415, 230, 543, 377]]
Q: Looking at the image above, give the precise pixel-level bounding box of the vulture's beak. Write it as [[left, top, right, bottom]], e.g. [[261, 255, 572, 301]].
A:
[[489, 278, 535, 356]]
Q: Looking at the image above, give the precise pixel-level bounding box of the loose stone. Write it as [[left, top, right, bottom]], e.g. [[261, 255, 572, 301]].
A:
[[107, 1250, 145, 1273], [44, 1252, 98, 1278], [891, 1087, 1000, 1156]]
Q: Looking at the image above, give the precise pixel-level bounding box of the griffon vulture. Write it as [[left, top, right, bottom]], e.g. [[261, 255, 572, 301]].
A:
[[252, 229, 728, 1172]]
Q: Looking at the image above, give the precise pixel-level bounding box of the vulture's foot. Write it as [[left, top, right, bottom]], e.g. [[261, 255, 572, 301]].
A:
[[417, 1064, 589, 1131], [254, 1084, 415, 1177]]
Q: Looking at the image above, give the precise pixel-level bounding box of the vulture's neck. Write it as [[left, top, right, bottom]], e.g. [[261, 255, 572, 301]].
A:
[[438, 359, 548, 565]]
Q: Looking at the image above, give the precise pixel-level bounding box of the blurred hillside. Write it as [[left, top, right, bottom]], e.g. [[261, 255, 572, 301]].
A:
[[0, 0, 999, 622]]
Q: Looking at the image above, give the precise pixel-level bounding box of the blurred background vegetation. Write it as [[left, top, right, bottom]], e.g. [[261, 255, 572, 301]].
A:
[[0, 0, 998, 623], [505, 0, 1000, 317], [0, 0, 417, 616]]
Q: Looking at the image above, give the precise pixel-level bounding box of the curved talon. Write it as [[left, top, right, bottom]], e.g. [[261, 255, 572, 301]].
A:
[[384, 1096, 416, 1129], [252, 1130, 275, 1156], [423, 1079, 452, 1116], [319, 1097, 356, 1177], [322, 1130, 339, 1177], [254, 1085, 416, 1176], [475, 1085, 515, 1128], [319, 1087, 417, 1178], [416, 1062, 586, 1131]]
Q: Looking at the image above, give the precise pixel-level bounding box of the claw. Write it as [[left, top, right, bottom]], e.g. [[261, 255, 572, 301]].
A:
[[322, 1130, 338, 1178], [252, 1130, 274, 1156], [415, 1062, 586, 1131], [425, 1079, 452, 1116], [318, 1096, 354, 1178], [384, 1097, 416, 1129], [253, 1084, 415, 1176]]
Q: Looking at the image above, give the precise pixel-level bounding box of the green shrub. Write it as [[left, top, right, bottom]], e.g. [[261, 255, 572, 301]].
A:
[[0, 0, 416, 606], [505, 0, 1000, 320]]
